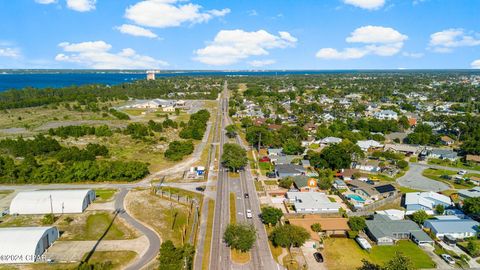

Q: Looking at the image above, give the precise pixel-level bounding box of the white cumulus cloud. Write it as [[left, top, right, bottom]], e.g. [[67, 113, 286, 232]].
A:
[[402, 52, 424, 58], [66, 0, 96, 12], [249, 59, 276, 67], [116, 24, 158, 39], [55, 40, 168, 69], [316, 25, 407, 60], [429, 28, 480, 53], [125, 0, 230, 28], [472, 59, 480, 69], [0, 47, 21, 58], [194, 29, 297, 66], [343, 0, 385, 10]]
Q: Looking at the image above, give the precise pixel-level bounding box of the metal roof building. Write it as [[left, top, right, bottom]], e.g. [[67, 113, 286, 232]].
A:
[[0, 226, 59, 264], [10, 189, 95, 215]]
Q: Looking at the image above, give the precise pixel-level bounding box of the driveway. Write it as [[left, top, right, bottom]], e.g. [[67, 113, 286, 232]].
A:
[[301, 244, 327, 270], [397, 163, 449, 192]]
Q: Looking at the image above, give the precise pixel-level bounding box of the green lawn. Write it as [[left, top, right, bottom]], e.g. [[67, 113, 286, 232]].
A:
[[202, 200, 215, 270], [83, 250, 138, 270], [94, 189, 117, 202], [254, 181, 264, 191], [395, 185, 420, 193], [423, 168, 474, 189], [324, 238, 435, 270], [264, 180, 278, 186], [230, 192, 236, 224], [428, 159, 480, 171], [62, 212, 137, 241]]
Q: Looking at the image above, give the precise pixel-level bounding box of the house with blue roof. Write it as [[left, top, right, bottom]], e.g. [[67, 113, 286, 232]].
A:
[[424, 217, 479, 239]]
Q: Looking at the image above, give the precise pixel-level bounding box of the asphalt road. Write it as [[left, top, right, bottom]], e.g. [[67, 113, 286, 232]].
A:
[[210, 82, 232, 270], [114, 189, 161, 270], [397, 163, 450, 192]]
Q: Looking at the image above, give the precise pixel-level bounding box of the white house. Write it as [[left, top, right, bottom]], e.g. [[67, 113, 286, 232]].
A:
[[0, 227, 59, 264], [375, 209, 405, 220], [404, 192, 453, 215], [424, 218, 479, 239], [357, 140, 384, 152], [286, 192, 341, 213], [374, 110, 398, 120], [10, 189, 96, 215], [320, 137, 342, 145]]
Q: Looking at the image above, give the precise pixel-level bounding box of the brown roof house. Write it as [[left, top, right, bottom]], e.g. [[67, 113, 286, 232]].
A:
[[289, 217, 350, 240]]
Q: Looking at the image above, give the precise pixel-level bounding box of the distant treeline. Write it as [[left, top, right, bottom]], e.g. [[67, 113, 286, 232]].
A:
[[0, 78, 220, 110], [0, 135, 149, 183]]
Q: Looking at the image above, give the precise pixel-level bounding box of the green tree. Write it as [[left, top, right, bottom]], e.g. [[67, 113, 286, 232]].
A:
[[396, 160, 408, 169], [357, 259, 382, 270], [463, 197, 480, 215], [158, 240, 194, 270], [225, 125, 237, 138], [311, 223, 322, 232], [383, 253, 414, 270], [435, 204, 445, 215], [282, 139, 305, 155], [269, 224, 309, 252], [246, 126, 273, 148], [278, 177, 294, 189], [348, 216, 366, 231], [223, 223, 257, 252], [467, 240, 480, 257], [221, 143, 248, 172], [411, 210, 429, 225], [260, 207, 283, 226]]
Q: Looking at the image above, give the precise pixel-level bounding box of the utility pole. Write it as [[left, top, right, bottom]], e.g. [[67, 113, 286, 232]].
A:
[[49, 195, 53, 215]]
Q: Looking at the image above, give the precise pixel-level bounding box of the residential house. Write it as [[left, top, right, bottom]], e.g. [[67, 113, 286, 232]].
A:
[[366, 215, 433, 246], [268, 148, 283, 156], [274, 155, 297, 165], [333, 179, 348, 190], [340, 169, 367, 181], [355, 159, 381, 173], [286, 192, 341, 213], [276, 164, 306, 178], [375, 209, 405, 220], [428, 149, 459, 161], [289, 217, 350, 239], [404, 192, 453, 215], [458, 187, 480, 200], [440, 136, 455, 146], [303, 123, 317, 132], [348, 180, 397, 201], [357, 140, 384, 152], [292, 176, 318, 192], [384, 144, 421, 155], [319, 137, 342, 146], [466, 155, 480, 164], [301, 160, 311, 169], [424, 217, 479, 239], [373, 110, 398, 120]]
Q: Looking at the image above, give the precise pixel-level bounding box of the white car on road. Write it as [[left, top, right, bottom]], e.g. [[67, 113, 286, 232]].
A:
[[246, 209, 253, 219], [441, 254, 455, 264]]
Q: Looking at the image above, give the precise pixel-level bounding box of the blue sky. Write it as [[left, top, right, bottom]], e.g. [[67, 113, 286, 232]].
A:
[[0, 0, 479, 70]]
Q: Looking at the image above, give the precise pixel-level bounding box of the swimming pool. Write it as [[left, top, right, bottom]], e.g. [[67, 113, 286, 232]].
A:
[[346, 194, 365, 203]]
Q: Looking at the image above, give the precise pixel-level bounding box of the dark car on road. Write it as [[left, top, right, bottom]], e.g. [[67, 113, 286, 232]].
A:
[[313, 252, 324, 263], [244, 193, 249, 198]]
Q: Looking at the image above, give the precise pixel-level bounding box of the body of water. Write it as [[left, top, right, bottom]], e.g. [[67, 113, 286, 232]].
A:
[[0, 70, 478, 91]]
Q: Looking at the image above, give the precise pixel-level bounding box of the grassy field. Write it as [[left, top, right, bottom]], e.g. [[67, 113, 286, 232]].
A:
[[202, 200, 215, 270], [324, 238, 435, 270], [126, 189, 193, 246], [0, 215, 45, 227], [230, 192, 236, 224], [82, 250, 137, 270], [0, 101, 123, 131], [254, 181, 264, 191], [428, 159, 480, 171], [94, 189, 117, 202], [395, 184, 420, 193], [423, 168, 474, 189], [60, 212, 138, 241]]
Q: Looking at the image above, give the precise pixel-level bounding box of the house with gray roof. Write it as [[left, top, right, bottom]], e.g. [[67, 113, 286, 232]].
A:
[[458, 187, 480, 200], [374, 110, 398, 120], [424, 217, 479, 239], [275, 164, 306, 178], [428, 149, 459, 161], [366, 215, 433, 246]]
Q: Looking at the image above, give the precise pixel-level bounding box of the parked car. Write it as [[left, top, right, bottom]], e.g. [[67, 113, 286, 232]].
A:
[[313, 252, 324, 263], [244, 193, 249, 198], [458, 170, 467, 175], [246, 209, 253, 219], [266, 172, 276, 178], [441, 254, 455, 264]]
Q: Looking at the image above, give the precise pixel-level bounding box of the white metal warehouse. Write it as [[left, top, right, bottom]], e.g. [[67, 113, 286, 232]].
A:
[[0, 226, 59, 264], [9, 189, 96, 215]]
